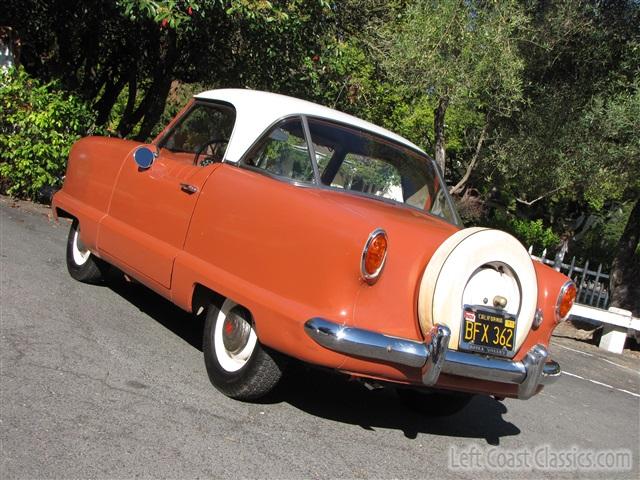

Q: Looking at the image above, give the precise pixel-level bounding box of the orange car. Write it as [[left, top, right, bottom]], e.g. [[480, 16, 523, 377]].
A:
[[52, 89, 575, 413]]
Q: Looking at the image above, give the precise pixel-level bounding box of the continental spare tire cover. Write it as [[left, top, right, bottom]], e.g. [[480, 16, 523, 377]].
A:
[[417, 227, 537, 354]]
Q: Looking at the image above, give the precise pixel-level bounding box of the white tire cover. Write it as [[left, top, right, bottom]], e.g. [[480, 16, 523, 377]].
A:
[[418, 227, 537, 353]]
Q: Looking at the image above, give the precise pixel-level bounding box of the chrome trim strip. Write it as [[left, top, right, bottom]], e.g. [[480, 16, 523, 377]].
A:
[[300, 115, 321, 184], [304, 318, 428, 368], [303, 318, 560, 399]]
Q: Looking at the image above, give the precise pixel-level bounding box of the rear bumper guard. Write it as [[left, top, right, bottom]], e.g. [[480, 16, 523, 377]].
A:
[[304, 318, 560, 399]]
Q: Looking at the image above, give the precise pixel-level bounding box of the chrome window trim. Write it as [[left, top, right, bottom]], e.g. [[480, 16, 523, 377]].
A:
[[236, 114, 318, 185], [233, 162, 317, 189], [301, 115, 321, 184], [431, 159, 464, 227], [360, 228, 388, 284]]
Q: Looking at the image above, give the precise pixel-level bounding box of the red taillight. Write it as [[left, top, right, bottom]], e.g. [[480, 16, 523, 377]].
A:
[[361, 229, 388, 284], [556, 281, 577, 321]]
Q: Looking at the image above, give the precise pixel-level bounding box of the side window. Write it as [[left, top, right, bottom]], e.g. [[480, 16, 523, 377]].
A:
[[329, 153, 403, 201], [160, 103, 235, 166], [244, 118, 315, 183]]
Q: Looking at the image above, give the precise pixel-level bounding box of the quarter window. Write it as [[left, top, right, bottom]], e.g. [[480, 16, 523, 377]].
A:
[[243, 118, 315, 183]]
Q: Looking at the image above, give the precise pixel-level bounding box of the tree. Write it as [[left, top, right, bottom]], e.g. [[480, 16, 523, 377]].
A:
[[2, 0, 333, 139], [610, 199, 640, 314], [484, 0, 640, 313], [382, 0, 527, 180]]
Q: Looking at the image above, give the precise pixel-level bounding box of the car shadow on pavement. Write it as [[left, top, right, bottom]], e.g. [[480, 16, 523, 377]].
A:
[[105, 273, 205, 351], [270, 366, 520, 445], [105, 274, 520, 445]]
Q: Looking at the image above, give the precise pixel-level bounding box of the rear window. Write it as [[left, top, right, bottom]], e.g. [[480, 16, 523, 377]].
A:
[[308, 118, 459, 224]]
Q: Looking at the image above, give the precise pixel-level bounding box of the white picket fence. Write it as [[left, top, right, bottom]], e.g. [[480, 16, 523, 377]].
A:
[[528, 246, 639, 354], [527, 246, 610, 308]]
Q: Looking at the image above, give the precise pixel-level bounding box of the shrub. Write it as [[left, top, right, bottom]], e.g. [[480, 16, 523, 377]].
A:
[[0, 67, 99, 200], [509, 218, 560, 251], [487, 209, 560, 251]]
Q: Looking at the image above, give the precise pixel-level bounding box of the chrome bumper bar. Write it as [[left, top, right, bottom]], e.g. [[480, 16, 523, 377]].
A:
[[304, 318, 561, 399]]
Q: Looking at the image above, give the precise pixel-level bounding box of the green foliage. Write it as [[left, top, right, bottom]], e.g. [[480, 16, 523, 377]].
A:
[[569, 202, 640, 266], [488, 211, 560, 251], [0, 68, 99, 199], [510, 218, 560, 251], [118, 0, 200, 28], [384, 0, 527, 113]]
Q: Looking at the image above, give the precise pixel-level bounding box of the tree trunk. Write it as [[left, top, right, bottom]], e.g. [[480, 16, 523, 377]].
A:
[[449, 117, 489, 195], [609, 197, 640, 316], [116, 73, 138, 130], [94, 74, 127, 126], [433, 96, 449, 174], [118, 30, 177, 140], [134, 75, 174, 141]]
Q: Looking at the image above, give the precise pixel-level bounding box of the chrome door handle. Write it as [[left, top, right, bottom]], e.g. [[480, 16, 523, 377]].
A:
[[180, 183, 198, 194]]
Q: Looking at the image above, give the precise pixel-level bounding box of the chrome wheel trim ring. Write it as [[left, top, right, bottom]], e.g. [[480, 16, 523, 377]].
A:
[[213, 299, 258, 372], [72, 227, 91, 265]]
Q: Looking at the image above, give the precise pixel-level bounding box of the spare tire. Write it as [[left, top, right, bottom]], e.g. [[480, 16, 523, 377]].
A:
[[417, 227, 537, 356]]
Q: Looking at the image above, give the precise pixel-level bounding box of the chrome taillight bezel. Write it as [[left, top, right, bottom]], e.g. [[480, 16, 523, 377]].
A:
[[555, 280, 577, 322], [360, 228, 388, 285]]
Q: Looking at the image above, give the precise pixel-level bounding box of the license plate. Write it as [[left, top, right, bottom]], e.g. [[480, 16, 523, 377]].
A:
[[459, 306, 516, 357]]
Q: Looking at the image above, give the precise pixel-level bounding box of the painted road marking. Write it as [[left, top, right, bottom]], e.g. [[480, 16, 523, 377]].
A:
[[599, 357, 640, 373], [556, 343, 593, 357], [555, 343, 639, 374], [563, 371, 640, 398]]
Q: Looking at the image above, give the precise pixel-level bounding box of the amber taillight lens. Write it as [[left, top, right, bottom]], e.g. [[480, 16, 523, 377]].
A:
[[556, 281, 577, 321], [361, 229, 388, 284]]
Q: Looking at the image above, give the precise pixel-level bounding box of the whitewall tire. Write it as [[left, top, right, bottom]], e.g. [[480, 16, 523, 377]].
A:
[[203, 298, 286, 400], [66, 220, 106, 284]]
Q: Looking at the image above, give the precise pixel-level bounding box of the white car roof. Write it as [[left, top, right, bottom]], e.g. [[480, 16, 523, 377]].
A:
[[195, 89, 425, 163]]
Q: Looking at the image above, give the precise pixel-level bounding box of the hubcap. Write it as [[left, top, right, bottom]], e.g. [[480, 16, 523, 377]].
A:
[[213, 299, 258, 372], [222, 307, 252, 355]]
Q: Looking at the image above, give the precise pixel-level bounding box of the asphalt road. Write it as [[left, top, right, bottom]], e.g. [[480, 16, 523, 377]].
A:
[[1, 196, 639, 479]]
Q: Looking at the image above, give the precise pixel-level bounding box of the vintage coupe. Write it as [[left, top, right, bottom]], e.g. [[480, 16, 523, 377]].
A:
[[52, 89, 576, 412]]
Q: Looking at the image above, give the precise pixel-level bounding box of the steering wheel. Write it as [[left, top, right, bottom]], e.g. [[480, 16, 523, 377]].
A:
[[194, 137, 228, 166]]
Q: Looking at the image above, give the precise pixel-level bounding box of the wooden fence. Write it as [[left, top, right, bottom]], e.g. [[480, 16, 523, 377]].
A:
[[528, 247, 610, 309]]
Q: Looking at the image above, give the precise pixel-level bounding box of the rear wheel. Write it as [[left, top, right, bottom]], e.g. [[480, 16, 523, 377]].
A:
[[203, 298, 285, 400], [397, 388, 474, 416], [66, 220, 106, 283]]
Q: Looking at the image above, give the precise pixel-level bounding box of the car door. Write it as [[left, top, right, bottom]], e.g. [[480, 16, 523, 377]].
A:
[[98, 101, 236, 289]]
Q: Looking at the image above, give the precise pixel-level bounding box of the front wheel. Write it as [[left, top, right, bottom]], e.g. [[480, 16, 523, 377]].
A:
[[66, 220, 106, 284], [203, 298, 285, 400], [397, 388, 474, 416]]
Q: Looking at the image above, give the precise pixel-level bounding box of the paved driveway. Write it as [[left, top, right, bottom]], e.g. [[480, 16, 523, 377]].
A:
[[1, 197, 638, 479]]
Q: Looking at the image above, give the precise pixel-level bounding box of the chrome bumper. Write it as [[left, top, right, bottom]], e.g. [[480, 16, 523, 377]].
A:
[[304, 318, 561, 399]]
